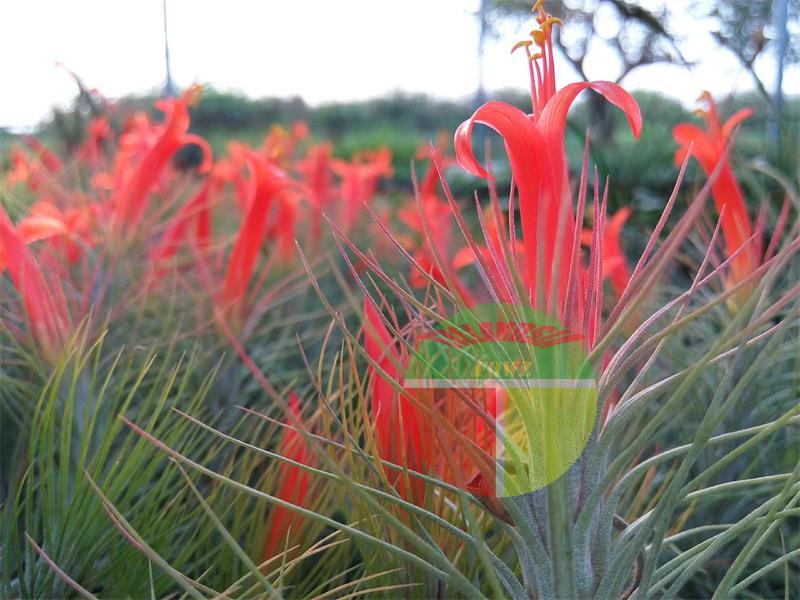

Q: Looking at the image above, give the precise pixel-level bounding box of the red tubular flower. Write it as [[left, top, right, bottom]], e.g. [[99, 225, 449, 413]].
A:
[[220, 150, 294, 307], [331, 149, 393, 232], [0, 207, 71, 361], [77, 117, 112, 166], [581, 206, 632, 300], [13, 199, 100, 265], [6, 140, 62, 192], [297, 143, 335, 243], [454, 3, 641, 316], [262, 393, 315, 561], [112, 86, 211, 234], [363, 298, 430, 504], [148, 181, 213, 275], [673, 92, 757, 286], [264, 190, 301, 261], [398, 172, 455, 289], [23, 136, 64, 174], [261, 122, 308, 167]]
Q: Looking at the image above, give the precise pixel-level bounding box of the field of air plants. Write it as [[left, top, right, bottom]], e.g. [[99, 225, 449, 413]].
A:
[[1, 2, 799, 599]]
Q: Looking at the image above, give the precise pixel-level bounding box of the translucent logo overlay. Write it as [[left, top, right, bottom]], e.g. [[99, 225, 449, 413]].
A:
[[404, 304, 597, 498]]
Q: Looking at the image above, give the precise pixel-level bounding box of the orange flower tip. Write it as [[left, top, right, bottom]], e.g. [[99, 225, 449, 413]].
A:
[[536, 16, 562, 33], [530, 52, 543, 62], [183, 84, 204, 107], [511, 40, 533, 54], [531, 0, 544, 12], [532, 29, 547, 45]]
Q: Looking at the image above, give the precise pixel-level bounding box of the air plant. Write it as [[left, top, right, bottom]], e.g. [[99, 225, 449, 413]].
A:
[[288, 2, 800, 598], [673, 92, 791, 295]]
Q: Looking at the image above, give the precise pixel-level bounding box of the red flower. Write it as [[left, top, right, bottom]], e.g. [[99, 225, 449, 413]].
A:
[[673, 92, 757, 286], [454, 2, 641, 316], [0, 207, 72, 361], [23, 136, 64, 174], [264, 190, 302, 261], [5, 139, 63, 192], [111, 86, 211, 234], [581, 206, 632, 300], [77, 117, 112, 166], [262, 393, 315, 561], [331, 149, 393, 232], [261, 122, 308, 167], [363, 298, 430, 503], [297, 143, 335, 243], [148, 181, 214, 275], [220, 150, 293, 307]]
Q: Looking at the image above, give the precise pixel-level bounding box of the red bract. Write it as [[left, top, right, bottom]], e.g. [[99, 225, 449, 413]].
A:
[[454, 2, 641, 316], [77, 117, 112, 166], [673, 92, 758, 286], [398, 151, 458, 290], [264, 189, 302, 261], [297, 143, 335, 243], [262, 393, 315, 561], [220, 150, 294, 308], [0, 207, 71, 362], [363, 298, 430, 504], [18, 199, 100, 264], [148, 181, 214, 276], [23, 136, 64, 174], [6, 138, 63, 192], [331, 149, 393, 232], [582, 206, 632, 300], [261, 122, 308, 167], [111, 86, 211, 234]]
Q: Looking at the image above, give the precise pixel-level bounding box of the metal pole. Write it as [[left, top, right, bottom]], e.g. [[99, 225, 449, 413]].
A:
[[769, 0, 789, 144], [476, 0, 488, 107], [163, 0, 176, 98]]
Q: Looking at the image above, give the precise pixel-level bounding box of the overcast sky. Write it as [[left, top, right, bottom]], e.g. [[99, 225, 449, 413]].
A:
[[1, 0, 797, 129]]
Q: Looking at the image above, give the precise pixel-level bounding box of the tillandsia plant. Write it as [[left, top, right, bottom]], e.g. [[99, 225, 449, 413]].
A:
[[0, 78, 394, 597], [1, 2, 799, 599], [289, 2, 799, 598]]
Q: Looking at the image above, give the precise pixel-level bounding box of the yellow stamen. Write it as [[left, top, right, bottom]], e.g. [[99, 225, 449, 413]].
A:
[[512, 40, 534, 54], [539, 16, 562, 30]]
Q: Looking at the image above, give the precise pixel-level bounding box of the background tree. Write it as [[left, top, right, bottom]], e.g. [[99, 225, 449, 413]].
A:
[[705, 0, 799, 103], [485, 0, 685, 137], [485, 0, 799, 140]]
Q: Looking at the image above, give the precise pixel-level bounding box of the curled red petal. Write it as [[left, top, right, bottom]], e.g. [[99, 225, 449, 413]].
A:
[[721, 108, 754, 141], [672, 124, 718, 172], [0, 207, 70, 359], [182, 134, 214, 173], [221, 154, 289, 304], [538, 81, 642, 142], [454, 101, 541, 180]]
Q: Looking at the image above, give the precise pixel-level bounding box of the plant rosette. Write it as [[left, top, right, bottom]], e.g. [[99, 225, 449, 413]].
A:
[[404, 303, 597, 498]]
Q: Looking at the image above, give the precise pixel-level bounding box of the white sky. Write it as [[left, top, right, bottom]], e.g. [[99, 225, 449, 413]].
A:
[[1, 0, 797, 129]]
